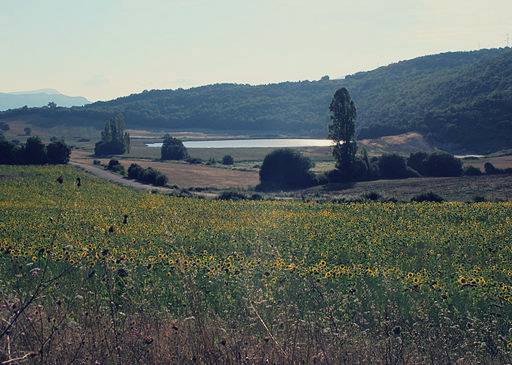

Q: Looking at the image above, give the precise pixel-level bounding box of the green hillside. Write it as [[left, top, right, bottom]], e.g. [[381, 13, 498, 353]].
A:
[[1, 48, 511, 153]]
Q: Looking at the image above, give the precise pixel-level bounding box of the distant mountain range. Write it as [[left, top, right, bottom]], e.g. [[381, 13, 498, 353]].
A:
[[1, 48, 511, 153], [0, 90, 89, 110]]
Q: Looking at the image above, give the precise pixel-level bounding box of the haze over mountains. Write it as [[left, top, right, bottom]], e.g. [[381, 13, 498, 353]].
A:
[[1, 48, 511, 153], [0, 90, 89, 110]]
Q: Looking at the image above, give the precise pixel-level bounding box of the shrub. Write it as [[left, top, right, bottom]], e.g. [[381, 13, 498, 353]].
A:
[[207, 157, 216, 165], [363, 191, 382, 201], [327, 156, 379, 183], [93, 159, 101, 165], [218, 191, 247, 201], [186, 157, 203, 164], [315, 173, 329, 186], [47, 141, 71, 164], [484, 162, 501, 175], [326, 169, 345, 183], [154, 173, 168, 186], [140, 167, 159, 184], [107, 159, 125, 174], [378, 154, 411, 179], [0, 136, 18, 164], [250, 193, 263, 200], [258, 149, 315, 190], [411, 192, 444, 203], [222, 155, 234, 165], [473, 196, 486, 202], [161, 134, 188, 160], [407, 152, 429, 175], [423, 153, 462, 177], [126, 164, 168, 186], [464, 166, 482, 176], [128, 163, 144, 179], [24, 136, 47, 165]]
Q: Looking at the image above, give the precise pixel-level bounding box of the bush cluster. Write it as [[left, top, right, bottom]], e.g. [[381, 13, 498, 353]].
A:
[[186, 157, 203, 164], [106, 159, 125, 175], [328, 152, 467, 183], [161, 134, 188, 160], [411, 192, 444, 203], [258, 149, 316, 191], [407, 152, 463, 177], [127, 163, 168, 186], [484, 162, 512, 175], [222, 155, 234, 165], [0, 136, 71, 165]]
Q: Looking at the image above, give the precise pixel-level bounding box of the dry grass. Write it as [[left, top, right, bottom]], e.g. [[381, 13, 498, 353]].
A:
[[463, 155, 512, 170], [298, 174, 512, 202], [71, 150, 259, 189]]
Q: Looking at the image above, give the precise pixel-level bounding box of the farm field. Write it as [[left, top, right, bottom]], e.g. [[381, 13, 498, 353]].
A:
[[71, 150, 259, 189], [0, 165, 511, 363], [299, 174, 512, 202]]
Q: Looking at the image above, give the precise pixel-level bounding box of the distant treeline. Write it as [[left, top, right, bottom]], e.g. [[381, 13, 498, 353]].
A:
[[1, 48, 512, 153], [0, 136, 71, 165]]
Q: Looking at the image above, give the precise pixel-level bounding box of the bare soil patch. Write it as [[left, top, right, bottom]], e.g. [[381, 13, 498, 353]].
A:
[[71, 150, 259, 189]]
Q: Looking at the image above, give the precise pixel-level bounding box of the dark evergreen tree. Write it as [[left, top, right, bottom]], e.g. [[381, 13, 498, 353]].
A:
[[161, 134, 188, 160], [328, 88, 357, 179]]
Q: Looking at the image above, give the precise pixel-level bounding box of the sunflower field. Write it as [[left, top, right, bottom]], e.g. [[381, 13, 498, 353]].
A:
[[0, 165, 511, 364]]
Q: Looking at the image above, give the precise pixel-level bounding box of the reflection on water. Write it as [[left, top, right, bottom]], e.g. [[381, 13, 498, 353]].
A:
[[146, 138, 334, 149], [145, 139, 485, 158]]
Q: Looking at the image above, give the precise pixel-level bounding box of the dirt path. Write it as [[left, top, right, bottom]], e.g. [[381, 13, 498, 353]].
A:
[[70, 162, 170, 192]]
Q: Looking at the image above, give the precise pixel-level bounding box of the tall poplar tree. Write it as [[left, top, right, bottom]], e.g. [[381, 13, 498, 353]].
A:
[[328, 88, 357, 176]]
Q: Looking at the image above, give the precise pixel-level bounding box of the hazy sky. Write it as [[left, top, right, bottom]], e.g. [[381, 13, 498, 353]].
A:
[[1, 0, 511, 101]]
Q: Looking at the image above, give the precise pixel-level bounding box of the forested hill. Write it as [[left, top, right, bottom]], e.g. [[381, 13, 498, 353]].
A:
[[1, 48, 511, 153]]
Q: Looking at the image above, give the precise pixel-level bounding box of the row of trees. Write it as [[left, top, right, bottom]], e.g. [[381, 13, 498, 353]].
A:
[[0, 136, 71, 165]]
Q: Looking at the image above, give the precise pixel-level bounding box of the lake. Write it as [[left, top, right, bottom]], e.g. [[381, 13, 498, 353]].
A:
[[145, 139, 486, 158], [146, 138, 334, 149]]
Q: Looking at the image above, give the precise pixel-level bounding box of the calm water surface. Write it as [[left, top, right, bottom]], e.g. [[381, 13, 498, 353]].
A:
[[146, 138, 334, 149], [145, 139, 485, 158]]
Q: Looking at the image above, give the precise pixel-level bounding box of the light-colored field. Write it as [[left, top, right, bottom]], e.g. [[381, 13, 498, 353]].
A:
[[71, 150, 259, 189], [463, 155, 512, 170], [297, 174, 512, 202]]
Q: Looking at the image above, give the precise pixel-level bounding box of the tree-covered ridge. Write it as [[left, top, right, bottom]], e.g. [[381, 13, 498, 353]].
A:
[[1, 48, 511, 153]]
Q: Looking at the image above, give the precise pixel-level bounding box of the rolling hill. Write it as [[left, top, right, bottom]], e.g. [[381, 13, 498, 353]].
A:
[[1, 48, 511, 153]]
